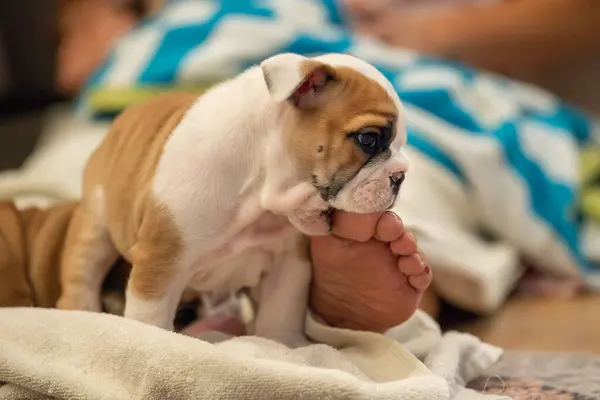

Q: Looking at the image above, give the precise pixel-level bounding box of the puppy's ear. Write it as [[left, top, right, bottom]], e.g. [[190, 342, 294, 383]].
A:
[[260, 53, 336, 109]]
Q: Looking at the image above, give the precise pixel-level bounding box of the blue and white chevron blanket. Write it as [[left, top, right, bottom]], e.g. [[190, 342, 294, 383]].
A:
[[78, 0, 600, 291]]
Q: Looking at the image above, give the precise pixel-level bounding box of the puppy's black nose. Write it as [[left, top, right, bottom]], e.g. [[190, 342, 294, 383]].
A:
[[390, 172, 405, 195], [390, 171, 405, 186]]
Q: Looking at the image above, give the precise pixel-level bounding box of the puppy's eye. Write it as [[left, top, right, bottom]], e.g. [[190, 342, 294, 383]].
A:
[[352, 128, 381, 155], [356, 133, 378, 148]]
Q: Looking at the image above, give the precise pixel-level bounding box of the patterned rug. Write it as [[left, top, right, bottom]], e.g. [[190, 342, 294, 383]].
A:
[[469, 351, 600, 399]]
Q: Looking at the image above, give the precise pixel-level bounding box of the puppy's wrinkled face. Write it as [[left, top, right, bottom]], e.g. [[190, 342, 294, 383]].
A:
[[261, 53, 408, 234]]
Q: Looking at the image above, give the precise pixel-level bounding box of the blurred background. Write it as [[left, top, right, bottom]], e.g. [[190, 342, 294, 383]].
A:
[[1, 0, 600, 360]]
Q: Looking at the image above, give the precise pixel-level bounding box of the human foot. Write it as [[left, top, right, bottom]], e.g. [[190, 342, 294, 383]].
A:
[[309, 211, 432, 332]]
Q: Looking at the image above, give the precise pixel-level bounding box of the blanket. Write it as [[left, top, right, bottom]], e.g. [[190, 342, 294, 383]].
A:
[[0, 307, 507, 400], [73, 0, 600, 310]]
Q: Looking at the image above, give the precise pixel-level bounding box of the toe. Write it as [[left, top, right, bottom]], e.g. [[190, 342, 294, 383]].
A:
[[332, 211, 383, 242], [374, 212, 405, 242], [390, 230, 418, 256], [399, 252, 433, 291], [408, 268, 433, 291], [397, 253, 425, 276]]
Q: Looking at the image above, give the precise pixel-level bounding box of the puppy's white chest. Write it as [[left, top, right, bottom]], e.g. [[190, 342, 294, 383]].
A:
[[219, 211, 297, 259], [242, 212, 296, 245], [186, 212, 297, 293]]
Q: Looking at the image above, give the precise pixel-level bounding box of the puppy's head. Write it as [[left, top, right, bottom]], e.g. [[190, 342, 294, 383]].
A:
[[261, 53, 408, 234]]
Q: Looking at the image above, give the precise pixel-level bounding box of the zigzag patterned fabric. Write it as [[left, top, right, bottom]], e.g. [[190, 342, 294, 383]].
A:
[[78, 0, 600, 282]]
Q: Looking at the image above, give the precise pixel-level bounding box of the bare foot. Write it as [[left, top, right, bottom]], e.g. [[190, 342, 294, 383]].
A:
[[309, 211, 432, 332]]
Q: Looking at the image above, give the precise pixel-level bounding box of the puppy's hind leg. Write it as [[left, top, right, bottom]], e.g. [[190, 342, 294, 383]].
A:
[[57, 195, 119, 312], [124, 241, 190, 331], [122, 209, 189, 331]]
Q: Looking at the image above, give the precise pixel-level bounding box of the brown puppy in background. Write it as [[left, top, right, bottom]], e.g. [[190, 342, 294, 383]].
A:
[[0, 201, 75, 309], [0, 200, 131, 311]]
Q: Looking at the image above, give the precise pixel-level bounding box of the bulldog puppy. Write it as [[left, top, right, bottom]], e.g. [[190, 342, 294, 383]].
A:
[[57, 53, 408, 347]]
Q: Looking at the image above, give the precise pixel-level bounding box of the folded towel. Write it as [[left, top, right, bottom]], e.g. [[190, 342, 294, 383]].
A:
[[0, 308, 506, 400]]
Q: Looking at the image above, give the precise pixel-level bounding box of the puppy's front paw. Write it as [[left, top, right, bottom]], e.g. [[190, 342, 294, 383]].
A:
[[278, 333, 313, 349], [56, 292, 102, 312], [102, 291, 126, 315], [261, 181, 317, 214], [288, 207, 332, 236]]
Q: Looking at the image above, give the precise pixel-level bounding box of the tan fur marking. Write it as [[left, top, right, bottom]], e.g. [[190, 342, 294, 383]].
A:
[[283, 64, 398, 189], [127, 201, 182, 300], [0, 202, 30, 307], [59, 93, 198, 306], [0, 201, 79, 308], [97, 93, 198, 300], [342, 114, 392, 134], [58, 202, 118, 311], [26, 202, 78, 307]]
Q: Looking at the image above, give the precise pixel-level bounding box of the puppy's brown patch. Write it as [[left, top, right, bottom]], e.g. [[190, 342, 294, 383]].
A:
[[283, 64, 397, 198], [98, 93, 196, 300], [60, 93, 197, 305]]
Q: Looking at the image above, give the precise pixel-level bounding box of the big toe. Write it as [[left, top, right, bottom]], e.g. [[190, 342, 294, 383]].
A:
[[331, 211, 383, 242]]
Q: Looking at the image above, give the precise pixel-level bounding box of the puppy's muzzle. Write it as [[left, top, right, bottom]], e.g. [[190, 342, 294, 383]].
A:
[[389, 171, 405, 193]]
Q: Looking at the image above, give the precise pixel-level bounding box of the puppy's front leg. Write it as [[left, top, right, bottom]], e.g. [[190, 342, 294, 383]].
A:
[[261, 181, 317, 215], [254, 236, 312, 348]]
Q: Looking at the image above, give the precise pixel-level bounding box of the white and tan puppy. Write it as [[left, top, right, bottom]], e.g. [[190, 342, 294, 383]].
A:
[[57, 53, 408, 346]]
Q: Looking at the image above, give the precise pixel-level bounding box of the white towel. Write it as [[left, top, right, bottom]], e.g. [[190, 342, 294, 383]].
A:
[[0, 307, 507, 400]]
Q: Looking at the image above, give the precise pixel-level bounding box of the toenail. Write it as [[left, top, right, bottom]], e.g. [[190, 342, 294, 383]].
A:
[[385, 211, 400, 221], [414, 253, 424, 267], [424, 265, 430, 274]]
